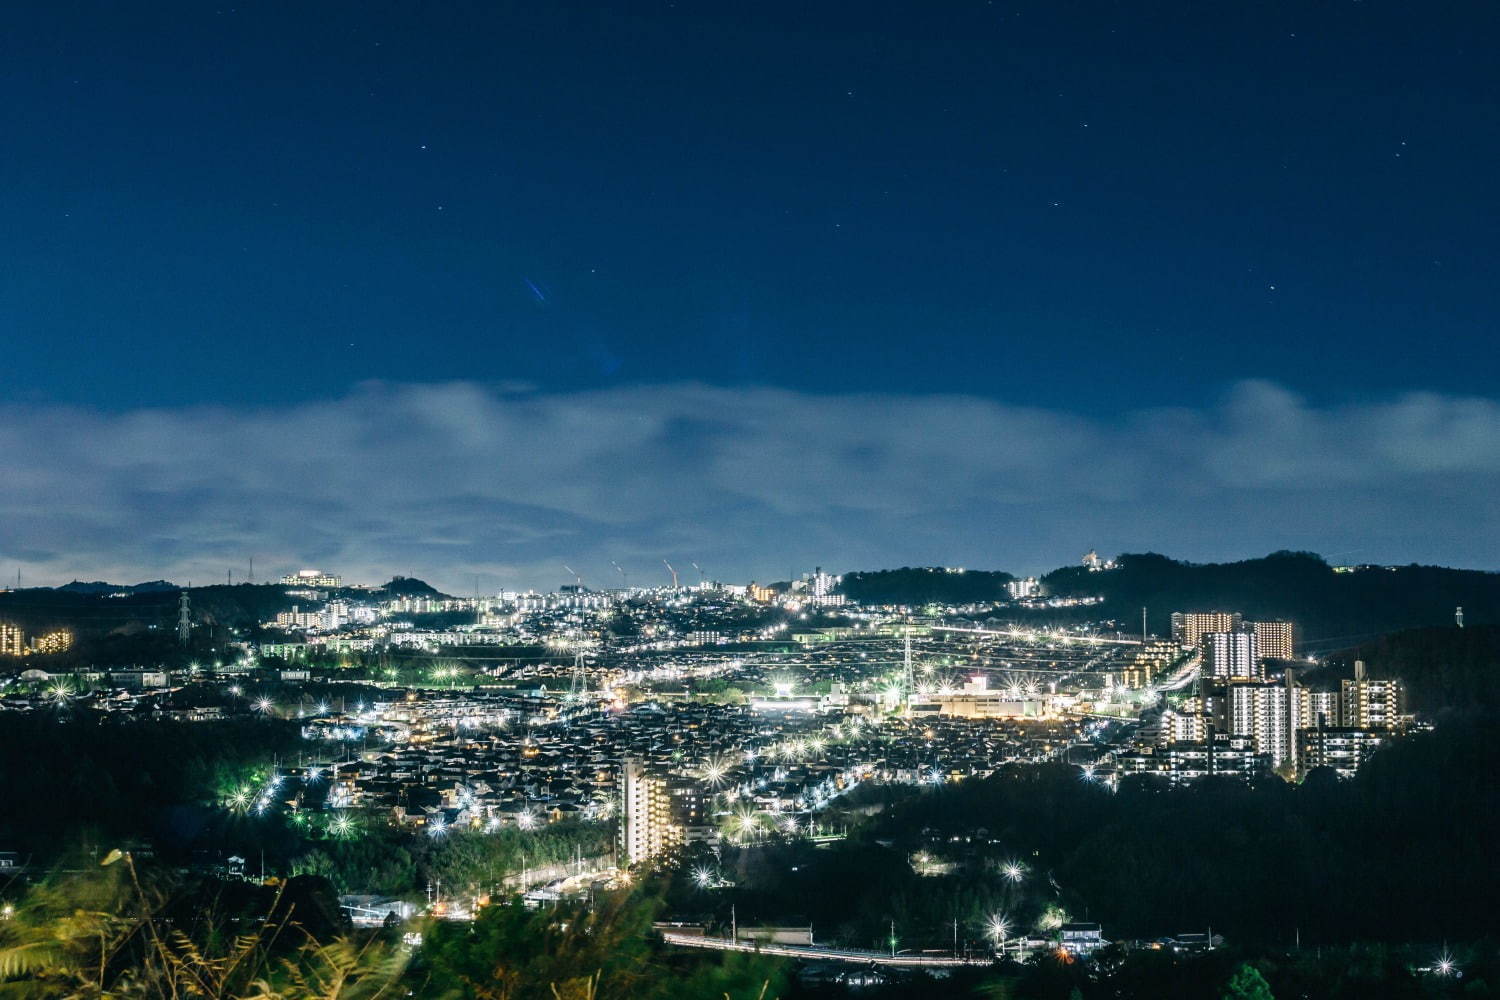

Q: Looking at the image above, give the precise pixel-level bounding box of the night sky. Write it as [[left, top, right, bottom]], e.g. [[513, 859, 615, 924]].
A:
[[3, 2, 1498, 589]]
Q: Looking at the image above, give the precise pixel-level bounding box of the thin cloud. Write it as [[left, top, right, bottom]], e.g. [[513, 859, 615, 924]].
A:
[[1, 380, 1496, 591]]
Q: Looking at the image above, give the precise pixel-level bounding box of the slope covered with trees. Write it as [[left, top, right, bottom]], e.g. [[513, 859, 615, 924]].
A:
[[837, 567, 1016, 605], [1041, 551, 1498, 641]]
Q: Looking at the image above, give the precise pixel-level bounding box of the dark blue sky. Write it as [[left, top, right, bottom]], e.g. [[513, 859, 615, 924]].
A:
[[5, 1, 1496, 412], [4, 2, 1499, 588]]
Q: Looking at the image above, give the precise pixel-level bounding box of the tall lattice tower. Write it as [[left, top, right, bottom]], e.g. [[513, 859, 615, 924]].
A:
[[177, 590, 192, 645], [902, 619, 915, 714], [568, 646, 587, 702]]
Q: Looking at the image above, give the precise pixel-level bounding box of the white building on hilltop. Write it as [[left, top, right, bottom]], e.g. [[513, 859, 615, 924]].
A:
[[281, 569, 342, 588]]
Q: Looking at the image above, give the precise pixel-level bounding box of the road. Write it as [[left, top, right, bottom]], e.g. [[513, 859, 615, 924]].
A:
[[659, 931, 992, 967]]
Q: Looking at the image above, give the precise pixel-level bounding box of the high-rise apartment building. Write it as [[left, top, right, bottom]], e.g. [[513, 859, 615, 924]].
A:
[[1230, 677, 1346, 767], [1302, 688, 1340, 728], [1341, 661, 1405, 730], [0, 623, 22, 657], [1251, 621, 1295, 662], [1205, 631, 1260, 679], [619, 758, 684, 864], [1297, 727, 1387, 779], [1229, 682, 1293, 766], [1171, 611, 1243, 647], [1157, 708, 1209, 744], [31, 630, 73, 655]]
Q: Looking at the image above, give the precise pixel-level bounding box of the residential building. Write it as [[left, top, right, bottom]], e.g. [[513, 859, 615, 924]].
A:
[[1158, 708, 1208, 744], [1229, 682, 1292, 766], [619, 758, 680, 864], [1006, 577, 1040, 600], [31, 630, 74, 655], [1171, 612, 1243, 647], [280, 569, 342, 588], [1204, 631, 1260, 680], [0, 623, 22, 657], [1341, 661, 1405, 730], [1297, 727, 1387, 779], [1251, 621, 1295, 662], [1302, 689, 1340, 728], [1230, 678, 1343, 767], [1117, 734, 1268, 784], [1059, 923, 1105, 957], [1120, 640, 1181, 688]]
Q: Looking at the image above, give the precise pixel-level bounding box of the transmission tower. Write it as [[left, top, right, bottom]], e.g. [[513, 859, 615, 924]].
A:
[[568, 647, 587, 702], [177, 590, 192, 645], [902, 618, 914, 714]]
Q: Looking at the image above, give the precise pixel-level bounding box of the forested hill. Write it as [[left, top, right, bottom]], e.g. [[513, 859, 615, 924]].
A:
[[1311, 624, 1500, 713], [833, 552, 1497, 643], [1041, 551, 1499, 642], [837, 567, 1015, 605], [0, 576, 452, 639]]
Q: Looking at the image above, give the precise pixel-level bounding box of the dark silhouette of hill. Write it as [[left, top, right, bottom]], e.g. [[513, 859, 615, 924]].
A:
[[1040, 551, 1497, 642], [837, 566, 1015, 605], [1301, 624, 1500, 713], [0, 577, 452, 641], [57, 579, 178, 594], [374, 576, 447, 598], [834, 552, 1497, 643]]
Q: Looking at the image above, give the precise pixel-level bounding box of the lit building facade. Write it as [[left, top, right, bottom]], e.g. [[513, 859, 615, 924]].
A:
[[1205, 631, 1260, 680], [1229, 682, 1293, 766], [0, 623, 22, 657], [1341, 662, 1405, 730], [1158, 708, 1208, 744], [1171, 611, 1243, 647], [619, 758, 682, 864], [1119, 640, 1181, 688], [1297, 727, 1387, 779], [31, 630, 73, 654], [280, 569, 342, 588], [1116, 735, 1268, 784], [1251, 620, 1295, 662]]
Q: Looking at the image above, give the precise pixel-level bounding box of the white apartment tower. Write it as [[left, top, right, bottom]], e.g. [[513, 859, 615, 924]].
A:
[[1229, 682, 1293, 766], [1204, 631, 1260, 679], [619, 758, 680, 865]]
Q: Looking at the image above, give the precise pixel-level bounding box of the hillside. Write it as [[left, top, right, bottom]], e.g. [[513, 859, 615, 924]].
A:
[[374, 576, 448, 598], [837, 567, 1015, 605], [1040, 551, 1498, 643], [1307, 624, 1500, 713], [57, 580, 178, 595]]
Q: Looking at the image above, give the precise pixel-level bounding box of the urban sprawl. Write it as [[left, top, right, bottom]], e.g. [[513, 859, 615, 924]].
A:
[[0, 556, 1413, 961]]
